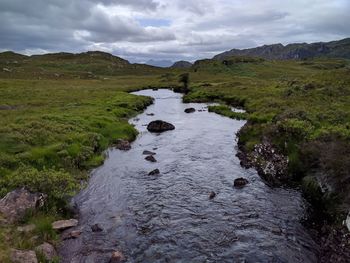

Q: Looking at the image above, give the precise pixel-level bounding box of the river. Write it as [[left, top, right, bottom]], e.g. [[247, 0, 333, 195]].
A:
[[59, 89, 319, 263]]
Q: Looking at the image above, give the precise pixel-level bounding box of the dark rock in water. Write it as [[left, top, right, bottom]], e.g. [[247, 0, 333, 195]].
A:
[[153, 147, 158, 150], [110, 251, 125, 263], [152, 88, 158, 91], [143, 150, 156, 155], [209, 191, 216, 199], [145, 155, 157, 162], [184, 107, 196, 113], [147, 120, 175, 133], [234, 178, 249, 188], [148, 169, 160, 176], [147, 113, 155, 116], [0, 188, 46, 224], [91, 223, 103, 232], [115, 139, 131, 151]]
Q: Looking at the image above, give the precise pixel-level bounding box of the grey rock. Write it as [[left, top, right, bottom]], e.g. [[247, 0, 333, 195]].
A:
[[91, 223, 103, 232], [35, 242, 57, 261], [143, 150, 156, 155], [209, 191, 216, 199], [52, 219, 78, 230], [0, 188, 46, 224], [17, 224, 36, 233]]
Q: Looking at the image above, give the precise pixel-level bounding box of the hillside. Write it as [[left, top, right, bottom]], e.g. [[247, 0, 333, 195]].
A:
[[171, 60, 193, 69], [214, 38, 350, 60], [0, 51, 164, 79]]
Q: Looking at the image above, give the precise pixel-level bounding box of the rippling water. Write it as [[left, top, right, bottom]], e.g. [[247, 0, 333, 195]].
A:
[[59, 89, 319, 263]]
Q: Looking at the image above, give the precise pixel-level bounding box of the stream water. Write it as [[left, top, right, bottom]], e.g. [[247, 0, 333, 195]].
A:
[[59, 89, 319, 263]]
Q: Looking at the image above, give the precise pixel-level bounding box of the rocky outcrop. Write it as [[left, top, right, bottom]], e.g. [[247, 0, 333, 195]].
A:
[[171, 61, 193, 69], [52, 219, 78, 231], [10, 249, 38, 263], [35, 242, 57, 261], [234, 178, 249, 188], [237, 140, 288, 186], [184, 108, 196, 113], [0, 188, 46, 224], [115, 139, 131, 151], [147, 120, 175, 133]]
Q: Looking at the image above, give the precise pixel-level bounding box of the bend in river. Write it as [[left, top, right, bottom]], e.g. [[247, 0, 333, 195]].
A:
[[59, 89, 319, 263]]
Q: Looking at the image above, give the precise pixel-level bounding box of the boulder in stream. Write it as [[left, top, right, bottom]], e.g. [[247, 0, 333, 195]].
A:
[[145, 155, 157, 162], [148, 169, 160, 176], [184, 108, 196, 113], [234, 178, 249, 188], [209, 191, 216, 199], [147, 120, 175, 133], [35, 242, 57, 261]]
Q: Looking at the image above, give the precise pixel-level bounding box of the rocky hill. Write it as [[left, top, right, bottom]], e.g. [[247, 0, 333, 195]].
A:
[[214, 38, 350, 60], [171, 60, 193, 69]]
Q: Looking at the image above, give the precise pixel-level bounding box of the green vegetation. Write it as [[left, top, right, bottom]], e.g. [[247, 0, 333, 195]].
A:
[[0, 50, 350, 259]]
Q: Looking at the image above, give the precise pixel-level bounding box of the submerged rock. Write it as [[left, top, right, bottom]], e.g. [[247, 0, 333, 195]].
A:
[[110, 251, 126, 263], [10, 249, 38, 263], [184, 108, 196, 113], [62, 230, 82, 240], [52, 219, 78, 231], [143, 150, 156, 155], [115, 139, 131, 151], [145, 155, 157, 162], [234, 178, 249, 188], [0, 188, 46, 224], [91, 223, 103, 232], [35, 242, 57, 261], [209, 191, 216, 199], [146, 113, 155, 116], [148, 169, 160, 176], [147, 120, 175, 133]]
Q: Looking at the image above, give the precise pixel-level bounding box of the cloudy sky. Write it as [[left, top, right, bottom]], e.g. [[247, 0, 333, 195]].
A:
[[0, 0, 349, 63]]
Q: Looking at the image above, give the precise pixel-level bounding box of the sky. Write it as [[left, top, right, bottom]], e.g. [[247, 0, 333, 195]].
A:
[[0, 0, 349, 63]]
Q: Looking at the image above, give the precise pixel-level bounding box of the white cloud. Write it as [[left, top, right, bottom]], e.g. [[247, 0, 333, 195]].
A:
[[0, 0, 349, 61]]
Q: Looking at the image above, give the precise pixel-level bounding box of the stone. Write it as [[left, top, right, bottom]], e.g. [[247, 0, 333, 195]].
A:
[[143, 150, 156, 155], [62, 230, 82, 240], [110, 251, 125, 263], [10, 249, 38, 263], [115, 139, 131, 151], [184, 107, 196, 113], [147, 120, 175, 133], [234, 178, 249, 188], [145, 155, 157, 162], [52, 219, 78, 231], [148, 169, 160, 176], [91, 223, 103, 232], [35, 242, 57, 261], [0, 188, 46, 224], [146, 113, 155, 116], [17, 224, 36, 233], [209, 191, 216, 199]]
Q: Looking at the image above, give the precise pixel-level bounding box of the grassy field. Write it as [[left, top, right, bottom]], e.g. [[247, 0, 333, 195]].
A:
[[0, 51, 350, 260]]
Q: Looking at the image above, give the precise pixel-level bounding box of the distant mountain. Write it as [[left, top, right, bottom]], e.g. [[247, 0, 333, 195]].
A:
[[171, 61, 193, 68], [214, 38, 350, 60], [145, 59, 173, 68]]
